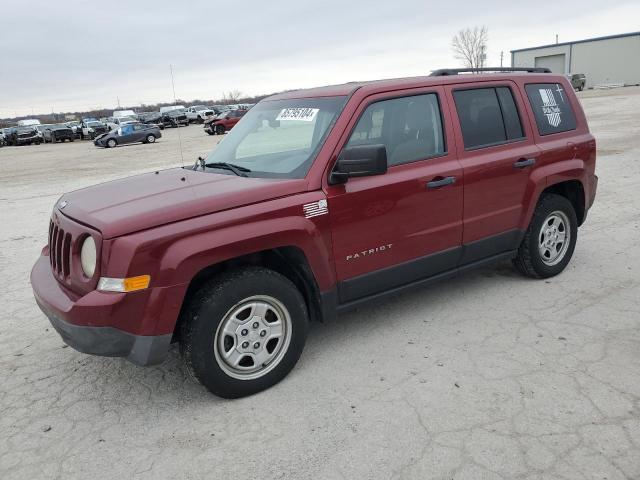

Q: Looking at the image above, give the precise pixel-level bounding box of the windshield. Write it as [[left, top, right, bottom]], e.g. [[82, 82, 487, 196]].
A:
[[87, 121, 102, 126], [204, 96, 346, 179]]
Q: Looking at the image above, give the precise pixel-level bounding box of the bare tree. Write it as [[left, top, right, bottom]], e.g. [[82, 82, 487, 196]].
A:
[[222, 89, 243, 104], [452, 26, 488, 69]]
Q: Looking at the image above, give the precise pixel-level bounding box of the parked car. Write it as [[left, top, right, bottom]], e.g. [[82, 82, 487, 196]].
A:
[[44, 124, 75, 143], [105, 116, 137, 131], [7, 126, 41, 145], [208, 105, 230, 115], [137, 112, 165, 130], [93, 122, 162, 148], [80, 120, 109, 140], [568, 73, 586, 91], [161, 108, 189, 128], [0, 131, 6, 147], [186, 105, 215, 124], [31, 67, 597, 398], [34, 124, 48, 142], [203, 109, 247, 135], [65, 121, 83, 139]]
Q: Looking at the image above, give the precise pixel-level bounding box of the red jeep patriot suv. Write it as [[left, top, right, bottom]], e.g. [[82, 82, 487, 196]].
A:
[[31, 68, 597, 398]]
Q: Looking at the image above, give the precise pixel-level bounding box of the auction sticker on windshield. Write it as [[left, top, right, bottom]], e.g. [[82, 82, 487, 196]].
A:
[[276, 108, 319, 122]]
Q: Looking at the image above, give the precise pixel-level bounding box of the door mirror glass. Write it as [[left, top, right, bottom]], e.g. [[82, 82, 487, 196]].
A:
[[330, 144, 387, 185]]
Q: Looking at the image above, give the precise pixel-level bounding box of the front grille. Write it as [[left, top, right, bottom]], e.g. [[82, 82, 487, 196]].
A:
[[49, 220, 72, 280]]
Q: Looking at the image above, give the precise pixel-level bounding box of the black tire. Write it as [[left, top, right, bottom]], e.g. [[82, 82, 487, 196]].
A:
[[145, 134, 156, 144], [513, 193, 578, 279], [180, 267, 309, 398], [216, 124, 225, 135], [51, 133, 56, 143], [69, 137, 74, 142], [106, 138, 117, 148]]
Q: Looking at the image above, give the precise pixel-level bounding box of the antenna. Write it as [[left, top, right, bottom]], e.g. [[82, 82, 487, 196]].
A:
[[170, 64, 185, 166]]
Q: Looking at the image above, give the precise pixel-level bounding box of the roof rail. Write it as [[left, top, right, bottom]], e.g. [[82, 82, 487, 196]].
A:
[[429, 67, 551, 76]]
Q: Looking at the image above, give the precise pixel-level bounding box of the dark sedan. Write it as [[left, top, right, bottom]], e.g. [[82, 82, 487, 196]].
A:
[[44, 124, 75, 143], [93, 123, 162, 148], [138, 112, 165, 129], [161, 109, 189, 128]]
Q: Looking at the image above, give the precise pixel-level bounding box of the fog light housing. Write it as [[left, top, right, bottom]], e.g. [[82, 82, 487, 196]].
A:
[[98, 275, 150, 293]]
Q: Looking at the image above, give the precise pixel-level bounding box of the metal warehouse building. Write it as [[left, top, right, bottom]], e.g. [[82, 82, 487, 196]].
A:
[[511, 31, 640, 89]]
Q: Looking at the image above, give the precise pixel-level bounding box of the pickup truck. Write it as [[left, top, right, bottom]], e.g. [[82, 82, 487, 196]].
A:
[[31, 68, 597, 398], [186, 105, 215, 124]]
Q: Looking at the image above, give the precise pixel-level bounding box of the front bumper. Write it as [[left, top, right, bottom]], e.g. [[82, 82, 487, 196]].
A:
[[31, 254, 174, 366]]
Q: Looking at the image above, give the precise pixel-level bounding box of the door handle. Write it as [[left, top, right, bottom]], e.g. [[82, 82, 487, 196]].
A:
[[513, 158, 535, 169], [426, 176, 456, 189]]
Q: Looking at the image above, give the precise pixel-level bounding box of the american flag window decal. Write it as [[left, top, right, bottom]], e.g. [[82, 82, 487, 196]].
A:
[[525, 83, 577, 136]]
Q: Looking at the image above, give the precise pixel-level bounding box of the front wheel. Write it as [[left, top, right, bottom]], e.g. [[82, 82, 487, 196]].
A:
[[513, 193, 578, 278], [180, 267, 309, 398], [145, 134, 156, 144], [106, 138, 117, 148], [215, 124, 225, 135]]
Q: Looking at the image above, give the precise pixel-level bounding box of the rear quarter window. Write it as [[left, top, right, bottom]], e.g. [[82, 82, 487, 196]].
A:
[[525, 83, 577, 135]]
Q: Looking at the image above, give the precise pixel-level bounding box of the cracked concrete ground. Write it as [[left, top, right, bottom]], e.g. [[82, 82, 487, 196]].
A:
[[1, 87, 639, 480]]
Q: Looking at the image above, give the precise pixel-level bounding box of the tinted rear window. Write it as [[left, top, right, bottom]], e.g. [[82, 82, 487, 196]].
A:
[[453, 87, 524, 149], [525, 83, 577, 135]]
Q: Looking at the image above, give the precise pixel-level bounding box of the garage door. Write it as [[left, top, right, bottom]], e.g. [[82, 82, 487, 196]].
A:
[[535, 54, 566, 73]]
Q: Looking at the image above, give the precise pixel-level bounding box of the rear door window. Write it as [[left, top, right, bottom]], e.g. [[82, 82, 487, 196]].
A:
[[453, 87, 525, 149], [525, 83, 577, 135]]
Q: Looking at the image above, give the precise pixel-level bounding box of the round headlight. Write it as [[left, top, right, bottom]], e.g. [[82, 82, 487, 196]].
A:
[[80, 236, 97, 278]]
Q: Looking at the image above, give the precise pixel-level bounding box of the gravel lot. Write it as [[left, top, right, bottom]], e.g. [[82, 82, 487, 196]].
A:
[[1, 88, 639, 480]]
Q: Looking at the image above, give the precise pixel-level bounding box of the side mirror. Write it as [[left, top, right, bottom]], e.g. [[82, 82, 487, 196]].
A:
[[330, 144, 388, 185]]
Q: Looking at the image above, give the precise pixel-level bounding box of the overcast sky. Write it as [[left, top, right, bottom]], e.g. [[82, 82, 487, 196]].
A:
[[1, 0, 638, 118]]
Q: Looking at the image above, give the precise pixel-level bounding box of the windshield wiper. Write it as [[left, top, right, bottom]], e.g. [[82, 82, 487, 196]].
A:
[[205, 162, 251, 177]]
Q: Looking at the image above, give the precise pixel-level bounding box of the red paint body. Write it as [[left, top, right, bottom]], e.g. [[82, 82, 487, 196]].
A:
[[31, 72, 597, 353]]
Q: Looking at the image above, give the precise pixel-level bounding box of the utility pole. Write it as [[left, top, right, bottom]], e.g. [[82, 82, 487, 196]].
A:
[[555, 34, 559, 44], [117, 96, 121, 108], [500, 51, 504, 68], [170, 64, 177, 102]]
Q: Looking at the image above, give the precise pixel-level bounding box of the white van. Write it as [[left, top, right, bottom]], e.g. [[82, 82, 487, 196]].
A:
[[159, 105, 185, 114], [17, 119, 41, 127], [113, 109, 136, 118]]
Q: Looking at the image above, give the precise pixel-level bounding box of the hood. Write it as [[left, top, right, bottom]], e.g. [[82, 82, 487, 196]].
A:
[[59, 168, 308, 238]]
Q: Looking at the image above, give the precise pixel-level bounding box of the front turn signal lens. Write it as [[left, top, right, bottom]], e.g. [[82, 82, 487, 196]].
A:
[[98, 275, 150, 293]]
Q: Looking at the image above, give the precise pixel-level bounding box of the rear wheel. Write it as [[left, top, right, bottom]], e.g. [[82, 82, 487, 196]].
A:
[[180, 267, 309, 398], [513, 193, 578, 278], [145, 134, 156, 144]]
